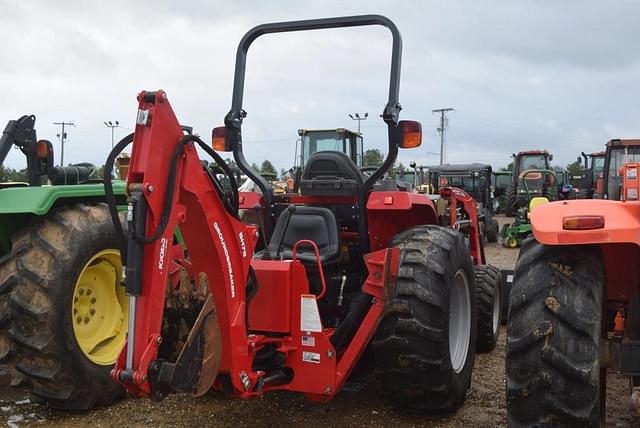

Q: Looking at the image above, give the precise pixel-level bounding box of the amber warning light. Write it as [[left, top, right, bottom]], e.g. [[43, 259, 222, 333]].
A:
[[562, 215, 604, 230], [399, 120, 422, 149], [212, 126, 228, 152]]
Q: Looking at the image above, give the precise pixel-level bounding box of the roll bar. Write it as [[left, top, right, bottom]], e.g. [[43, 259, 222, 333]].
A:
[[224, 15, 404, 240]]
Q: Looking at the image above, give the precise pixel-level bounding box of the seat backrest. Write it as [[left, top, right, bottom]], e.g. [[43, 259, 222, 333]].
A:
[[267, 206, 340, 263], [528, 196, 549, 218], [299, 151, 363, 196]]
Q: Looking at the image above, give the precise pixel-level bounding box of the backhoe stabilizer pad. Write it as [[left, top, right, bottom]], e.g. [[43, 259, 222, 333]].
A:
[[170, 294, 222, 396]]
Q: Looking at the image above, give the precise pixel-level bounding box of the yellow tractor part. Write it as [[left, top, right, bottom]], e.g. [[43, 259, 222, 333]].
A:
[[527, 197, 549, 218], [506, 237, 520, 248], [72, 249, 128, 366]]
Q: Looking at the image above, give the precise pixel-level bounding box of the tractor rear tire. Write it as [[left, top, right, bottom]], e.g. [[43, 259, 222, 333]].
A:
[[486, 218, 499, 243], [372, 225, 477, 412], [505, 185, 516, 217], [0, 203, 126, 410], [474, 265, 502, 353], [506, 238, 604, 427]]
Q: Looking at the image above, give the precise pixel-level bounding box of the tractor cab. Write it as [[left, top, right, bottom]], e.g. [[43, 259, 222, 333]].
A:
[[596, 139, 640, 200], [567, 151, 606, 199], [504, 149, 555, 216], [295, 128, 363, 168], [501, 169, 555, 248]]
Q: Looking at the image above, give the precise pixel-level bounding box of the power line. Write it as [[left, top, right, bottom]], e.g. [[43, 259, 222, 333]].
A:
[[432, 108, 454, 165], [53, 121, 75, 166]]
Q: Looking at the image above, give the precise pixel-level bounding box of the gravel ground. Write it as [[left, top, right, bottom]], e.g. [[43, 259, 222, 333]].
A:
[[0, 215, 636, 427]]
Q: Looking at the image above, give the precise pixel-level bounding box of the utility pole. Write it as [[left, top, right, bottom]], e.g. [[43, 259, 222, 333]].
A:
[[104, 120, 120, 149], [348, 112, 368, 133], [432, 108, 454, 165], [53, 121, 75, 166]]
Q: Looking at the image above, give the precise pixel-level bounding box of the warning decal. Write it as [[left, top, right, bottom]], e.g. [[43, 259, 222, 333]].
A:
[[300, 294, 322, 333], [302, 351, 321, 364]]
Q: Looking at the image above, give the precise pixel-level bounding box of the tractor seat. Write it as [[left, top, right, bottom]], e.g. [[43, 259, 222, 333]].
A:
[[299, 151, 363, 197], [527, 197, 549, 218], [261, 205, 340, 264]]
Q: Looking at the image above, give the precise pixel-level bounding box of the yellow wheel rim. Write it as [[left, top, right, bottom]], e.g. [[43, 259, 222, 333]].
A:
[[507, 237, 519, 248], [72, 249, 128, 366]]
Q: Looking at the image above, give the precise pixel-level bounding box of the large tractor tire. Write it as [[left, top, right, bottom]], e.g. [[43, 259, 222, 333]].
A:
[[504, 185, 516, 217], [372, 225, 477, 412], [474, 265, 502, 353], [506, 238, 604, 427], [486, 218, 499, 243], [0, 203, 126, 410]]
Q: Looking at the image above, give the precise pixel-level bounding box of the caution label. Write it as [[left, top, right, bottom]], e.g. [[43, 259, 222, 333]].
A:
[[300, 294, 322, 333], [302, 351, 321, 364]]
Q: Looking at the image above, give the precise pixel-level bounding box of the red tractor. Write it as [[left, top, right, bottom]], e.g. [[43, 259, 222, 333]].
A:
[[506, 154, 640, 424], [594, 139, 640, 200], [99, 15, 502, 412]]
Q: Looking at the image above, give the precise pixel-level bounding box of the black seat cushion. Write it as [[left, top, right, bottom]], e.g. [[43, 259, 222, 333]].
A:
[[299, 151, 364, 196], [263, 206, 340, 264]]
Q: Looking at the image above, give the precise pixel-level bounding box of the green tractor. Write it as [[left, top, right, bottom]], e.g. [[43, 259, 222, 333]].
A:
[[504, 150, 556, 216], [500, 169, 556, 248], [0, 115, 127, 409], [492, 170, 511, 214]]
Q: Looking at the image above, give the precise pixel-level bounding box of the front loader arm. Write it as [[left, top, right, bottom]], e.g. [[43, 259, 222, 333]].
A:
[[112, 90, 258, 397]]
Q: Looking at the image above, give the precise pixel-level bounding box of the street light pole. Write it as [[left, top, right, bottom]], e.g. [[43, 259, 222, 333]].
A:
[[104, 120, 120, 149], [348, 112, 368, 133]]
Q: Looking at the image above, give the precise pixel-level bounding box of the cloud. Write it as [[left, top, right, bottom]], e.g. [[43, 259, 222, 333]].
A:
[[1, 0, 639, 174]]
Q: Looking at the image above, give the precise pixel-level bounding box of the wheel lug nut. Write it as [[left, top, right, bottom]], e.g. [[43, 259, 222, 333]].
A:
[[79, 289, 85, 295], [90, 309, 96, 316], [84, 317, 90, 323], [90, 297, 96, 304], [86, 289, 92, 296], [73, 308, 78, 314], [74, 297, 78, 303], [76, 317, 82, 323]]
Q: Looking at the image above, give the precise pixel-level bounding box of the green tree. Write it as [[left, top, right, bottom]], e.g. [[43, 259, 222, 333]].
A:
[[566, 160, 582, 176], [0, 165, 27, 182], [251, 162, 261, 172], [500, 162, 514, 172], [363, 149, 384, 167], [260, 160, 277, 176]]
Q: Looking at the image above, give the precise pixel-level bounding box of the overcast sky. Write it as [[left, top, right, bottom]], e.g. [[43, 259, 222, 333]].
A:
[[2, 0, 639, 173]]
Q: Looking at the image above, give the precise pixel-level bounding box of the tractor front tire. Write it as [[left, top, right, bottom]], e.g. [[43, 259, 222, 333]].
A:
[[474, 265, 502, 353], [0, 204, 126, 410], [506, 238, 604, 427], [372, 225, 477, 412], [504, 185, 516, 217], [486, 218, 499, 243]]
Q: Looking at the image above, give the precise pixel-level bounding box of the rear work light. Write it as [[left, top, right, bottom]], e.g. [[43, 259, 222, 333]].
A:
[[562, 215, 605, 230]]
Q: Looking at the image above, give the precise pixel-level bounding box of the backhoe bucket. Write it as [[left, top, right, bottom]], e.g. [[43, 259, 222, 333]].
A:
[[170, 294, 222, 396]]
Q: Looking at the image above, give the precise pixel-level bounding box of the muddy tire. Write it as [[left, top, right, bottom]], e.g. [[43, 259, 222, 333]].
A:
[[0, 204, 126, 410], [474, 265, 501, 353], [505, 185, 516, 217], [372, 225, 477, 412], [506, 238, 604, 427], [486, 218, 499, 243]]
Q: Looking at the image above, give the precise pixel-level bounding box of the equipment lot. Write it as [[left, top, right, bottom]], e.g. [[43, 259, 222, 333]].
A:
[[0, 216, 633, 427]]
